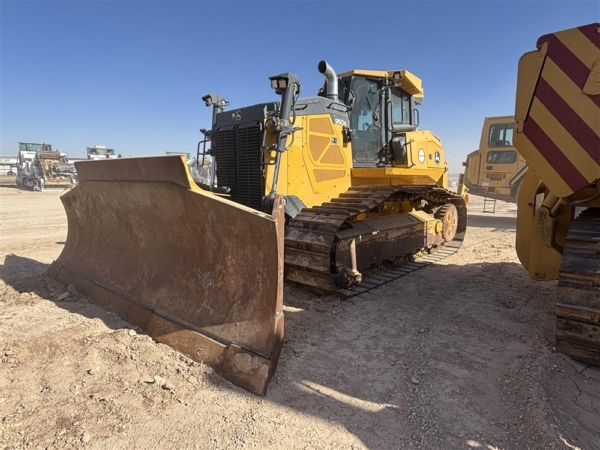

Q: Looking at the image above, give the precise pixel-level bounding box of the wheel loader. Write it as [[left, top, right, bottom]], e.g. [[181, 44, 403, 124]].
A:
[[460, 116, 528, 203], [47, 61, 467, 394], [513, 23, 600, 366]]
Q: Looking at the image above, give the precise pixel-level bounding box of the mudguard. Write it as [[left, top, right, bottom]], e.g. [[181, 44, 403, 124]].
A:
[[47, 156, 284, 395]]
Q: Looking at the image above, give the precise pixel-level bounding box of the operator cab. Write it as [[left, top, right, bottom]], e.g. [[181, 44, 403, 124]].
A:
[[334, 70, 423, 168]]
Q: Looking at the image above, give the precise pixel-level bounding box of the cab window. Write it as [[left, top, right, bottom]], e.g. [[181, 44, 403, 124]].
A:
[[488, 123, 515, 147], [487, 150, 517, 164], [391, 88, 411, 125]]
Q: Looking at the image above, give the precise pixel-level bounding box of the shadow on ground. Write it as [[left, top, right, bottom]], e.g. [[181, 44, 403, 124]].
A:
[[0, 254, 128, 331], [466, 214, 516, 231], [1, 253, 598, 449]]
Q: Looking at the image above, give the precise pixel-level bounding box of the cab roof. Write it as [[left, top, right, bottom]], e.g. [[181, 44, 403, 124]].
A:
[[337, 69, 424, 99]]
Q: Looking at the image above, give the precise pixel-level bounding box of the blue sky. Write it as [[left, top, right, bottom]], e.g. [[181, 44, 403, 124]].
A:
[[1, 1, 597, 173]]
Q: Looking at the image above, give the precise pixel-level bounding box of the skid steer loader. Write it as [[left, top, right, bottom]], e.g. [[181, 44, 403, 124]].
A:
[[48, 61, 467, 394]]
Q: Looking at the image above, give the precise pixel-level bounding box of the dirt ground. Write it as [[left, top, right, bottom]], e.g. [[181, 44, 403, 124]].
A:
[[1, 187, 599, 450]]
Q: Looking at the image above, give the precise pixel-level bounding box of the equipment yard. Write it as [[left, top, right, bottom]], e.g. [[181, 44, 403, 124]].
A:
[[0, 187, 598, 450]]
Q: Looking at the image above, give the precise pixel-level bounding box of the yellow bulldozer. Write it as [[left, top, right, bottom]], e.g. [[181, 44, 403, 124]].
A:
[[460, 116, 528, 203], [514, 23, 600, 365], [47, 61, 467, 394]]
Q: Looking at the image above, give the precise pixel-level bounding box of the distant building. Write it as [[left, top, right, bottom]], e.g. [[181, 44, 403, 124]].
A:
[[0, 155, 17, 175], [87, 145, 117, 159]]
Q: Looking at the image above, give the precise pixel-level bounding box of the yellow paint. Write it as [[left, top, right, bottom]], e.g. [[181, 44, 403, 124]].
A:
[[309, 135, 330, 161], [337, 69, 424, 99], [261, 71, 456, 210], [264, 114, 351, 208], [514, 24, 600, 197], [338, 69, 390, 79], [264, 108, 451, 207], [583, 59, 600, 96], [462, 150, 480, 187], [320, 146, 344, 164], [406, 210, 442, 236], [555, 26, 600, 71], [461, 116, 527, 202], [514, 24, 600, 283], [351, 168, 446, 187], [543, 58, 600, 135], [314, 169, 346, 182], [351, 129, 448, 188], [308, 117, 334, 135], [529, 98, 599, 181], [515, 44, 547, 132], [513, 132, 571, 197], [515, 171, 565, 280]]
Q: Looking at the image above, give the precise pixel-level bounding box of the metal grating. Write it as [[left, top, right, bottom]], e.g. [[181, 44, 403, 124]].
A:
[[214, 124, 264, 211]]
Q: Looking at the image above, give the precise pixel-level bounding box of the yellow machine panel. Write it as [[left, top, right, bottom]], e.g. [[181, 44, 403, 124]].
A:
[[513, 23, 600, 367], [460, 116, 527, 203], [514, 23, 600, 198], [265, 114, 352, 206], [351, 130, 448, 187]]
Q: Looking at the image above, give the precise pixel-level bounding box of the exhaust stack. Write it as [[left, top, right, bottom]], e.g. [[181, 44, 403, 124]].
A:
[[318, 60, 338, 102]]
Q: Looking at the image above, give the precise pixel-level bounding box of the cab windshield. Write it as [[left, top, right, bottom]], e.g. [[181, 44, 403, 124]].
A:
[[348, 76, 384, 165], [488, 122, 515, 147]]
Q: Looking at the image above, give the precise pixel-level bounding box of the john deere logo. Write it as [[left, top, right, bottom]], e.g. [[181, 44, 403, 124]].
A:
[[434, 151, 440, 164]]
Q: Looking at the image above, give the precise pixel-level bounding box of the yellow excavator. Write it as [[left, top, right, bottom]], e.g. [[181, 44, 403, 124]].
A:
[[48, 61, 467, 394], [514, 23, 600, 365]]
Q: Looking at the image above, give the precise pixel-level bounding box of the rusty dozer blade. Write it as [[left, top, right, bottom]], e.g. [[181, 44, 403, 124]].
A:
[[47, 156, 284, 395]]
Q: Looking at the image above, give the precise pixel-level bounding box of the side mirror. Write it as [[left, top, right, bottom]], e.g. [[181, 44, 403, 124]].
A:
[[342, 127, 353, 145]]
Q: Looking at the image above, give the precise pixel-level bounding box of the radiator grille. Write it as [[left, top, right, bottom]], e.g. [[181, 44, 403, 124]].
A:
[[214, 124, 264, 211]]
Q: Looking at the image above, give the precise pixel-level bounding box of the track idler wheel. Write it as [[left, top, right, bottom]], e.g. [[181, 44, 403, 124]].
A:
[[435, 203, 458, 242]]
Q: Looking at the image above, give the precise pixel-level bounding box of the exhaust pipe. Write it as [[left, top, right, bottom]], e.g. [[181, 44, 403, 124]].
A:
[[318, 60, 338, 102]]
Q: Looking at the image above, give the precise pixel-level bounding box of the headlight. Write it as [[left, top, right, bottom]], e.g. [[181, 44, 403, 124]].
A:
[[202, 94, 213, 106], [269, 76, 289, 90]]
